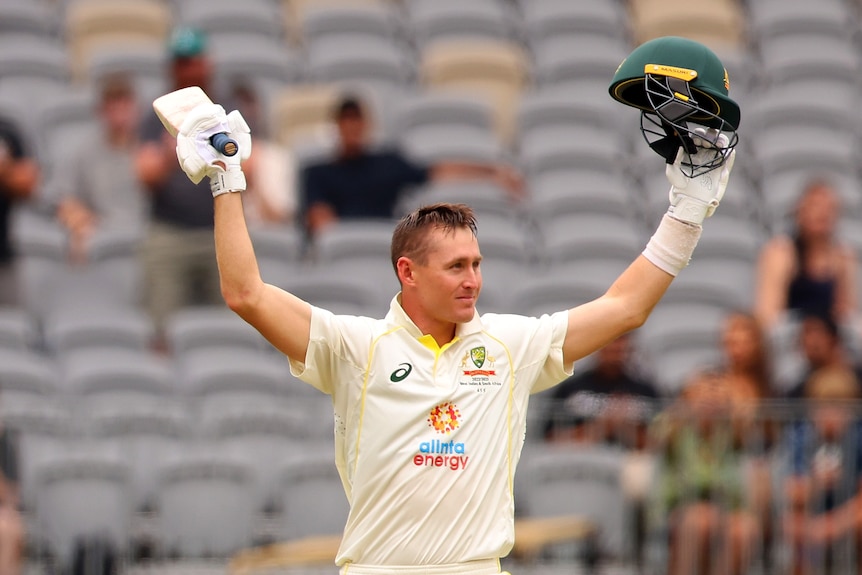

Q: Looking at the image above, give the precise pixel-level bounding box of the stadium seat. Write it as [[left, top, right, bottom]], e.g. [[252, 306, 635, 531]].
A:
[[537, 214, 644, 266], [44, 306, 154, 355], [517, 444, 627, 560], [85, 42, 167, 103], [405, 0, 517, 48], [528, 170, 633, 224], [758, 34, 861, 89], [305, 34, 415, 94], [520, 0, 629, 45], [177, 0, 286, 40], [520, 125, 624, 180], [201, 398, 310, 511], [420, 38, 530, 144], [65, 0, 171, 81], [0, 36, 69, 84], [531, 35, 631, 91], [393, 91, 497, 142], [0, 307, 38, 352], [268, 265, 391, 316], [88, 396, 191, 512], [165, 306, 269, 355], [399, 181, 520, 227], [208, 34, 302, 101], [0, 1, 58, 40], [747, 0, 854, 43], [509, 271, 611, 316], [278, 447, 349, 540], [156, 443, 257, 558], [0, 348, 58, 398], [271, 84, 339, 147], [314, 220, 395, 264], [59, 347, 173, 402], [662, 256, 756, 311], [760, 169, 862, 232], [302, 3, 400, 45], [284, 0, 389, 45], [177, 346, 297, 405], [400, 122, 504, 165], [33, 442, 132, 568], [627, 0, 746, 48], [248, 224, 304, 286], [1, 396, 75, 512]]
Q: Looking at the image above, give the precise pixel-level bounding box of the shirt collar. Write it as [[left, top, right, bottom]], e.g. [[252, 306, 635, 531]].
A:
[[386, 293, 484, 342]]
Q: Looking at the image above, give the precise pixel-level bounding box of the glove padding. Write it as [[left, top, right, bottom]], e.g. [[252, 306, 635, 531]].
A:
[[176, 104, 252, 196], [665, 127, 735, 225]]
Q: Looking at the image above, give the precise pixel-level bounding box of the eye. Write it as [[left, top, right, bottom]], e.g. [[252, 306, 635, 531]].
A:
[[450, 262, 463, 270]]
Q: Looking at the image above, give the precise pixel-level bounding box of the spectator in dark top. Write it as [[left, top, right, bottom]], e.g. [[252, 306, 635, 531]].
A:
[[755, 178, 856, 331], [135, 27, 222, 337], [542, 333, 658, 449], [0, 116, 39, 307], [783, 365, 862, 575], [301, 95, 524, 237], [786, 313, 862, 400]]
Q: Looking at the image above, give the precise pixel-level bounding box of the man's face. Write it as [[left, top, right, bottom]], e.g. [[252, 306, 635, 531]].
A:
[[172, 55, 211, 89], [800, 318, 838, 367], [337, 112, 367, 154], [408, 226, 482, 325], [101, 94, 137, 134]]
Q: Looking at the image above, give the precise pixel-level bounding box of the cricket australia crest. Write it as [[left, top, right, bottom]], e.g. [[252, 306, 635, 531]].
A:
[[470, 346, 486, 368], [459, 345, 502, 391]]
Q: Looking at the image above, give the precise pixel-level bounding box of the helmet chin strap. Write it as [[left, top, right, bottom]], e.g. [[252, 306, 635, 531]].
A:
[[646, 117, 697, 165]]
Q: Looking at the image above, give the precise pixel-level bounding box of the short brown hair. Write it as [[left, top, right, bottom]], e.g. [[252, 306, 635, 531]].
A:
[[390, 203, 478, 272]]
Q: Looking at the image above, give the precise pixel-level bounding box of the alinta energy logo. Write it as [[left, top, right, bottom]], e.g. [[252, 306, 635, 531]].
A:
[[413, 402, 468, 471]]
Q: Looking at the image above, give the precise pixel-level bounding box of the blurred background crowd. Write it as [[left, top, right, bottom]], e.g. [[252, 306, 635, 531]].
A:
[[0, 0, 861, 574]]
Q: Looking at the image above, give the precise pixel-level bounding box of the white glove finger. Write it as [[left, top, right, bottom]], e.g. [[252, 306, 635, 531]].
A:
[[179, 103, 227, 136], [666, 145, 688, 189], [176, 134, 207, 184], [226, 109, 252, 161]]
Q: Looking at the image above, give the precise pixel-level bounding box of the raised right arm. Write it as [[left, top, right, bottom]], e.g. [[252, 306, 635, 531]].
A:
[[214, 191, 312, 362]]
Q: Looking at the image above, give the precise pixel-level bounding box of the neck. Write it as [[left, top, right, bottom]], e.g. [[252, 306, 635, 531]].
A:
[[401, 296, 457, 348], [106, 128, 133, 148]]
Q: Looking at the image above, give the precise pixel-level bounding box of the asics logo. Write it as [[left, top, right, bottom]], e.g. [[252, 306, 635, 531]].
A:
[[390, 363, 413, 382]]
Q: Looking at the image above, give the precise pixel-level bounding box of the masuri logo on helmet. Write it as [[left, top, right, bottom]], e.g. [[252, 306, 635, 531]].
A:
[[608, 36, 740, 178]]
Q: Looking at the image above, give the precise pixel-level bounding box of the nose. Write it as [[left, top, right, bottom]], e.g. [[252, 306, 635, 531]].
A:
[[463, 267, 480, 290]]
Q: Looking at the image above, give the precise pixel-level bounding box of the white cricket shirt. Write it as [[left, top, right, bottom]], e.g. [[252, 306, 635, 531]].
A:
[[289, 295, 571, 567]]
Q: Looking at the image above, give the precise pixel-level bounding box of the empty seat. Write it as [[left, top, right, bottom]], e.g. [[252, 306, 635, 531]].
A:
[[0, 307, 38, 352], [1, 396, 74, 511], [759, 34, 861, 89], [663, 257, 756, 310], [520, 125, 624, 179], [406, 0, 516, 47], [748, 0, 854, 42], [393, 91, 496, 140], [34, 443, 132, 568], [399, 181, 519, 226], [302, 3, 400, 44], [59, 348, 173, 402], [165, 306, 268, 354], [279, 448, 349, 540], [421, 38, 529, 144], [269, 266, 390, 317], [65, 0, 171, 81], [314, 220, 395, 263], [209, 34, 301, 99], [44, 306, 154, 355], [178, 0, 285, 40], [0, 36, 69, 84], [306, 35, 414, 93], [517, 445, 627, 559], [0, 348, 58, 397], [202, 399, 310, 510], [528, 171, 633, 224], [532, 35, 631, 90], [271, 85, 340, 147], [538, 214, 644, 265], [157, 443, 257, 558], [88, 396, 190, 512], [509, 272, 610, 317], [628, 0, 746, 48], [400, 123, 503, 165], [636, 302, 727, 368], [0, 2, 57, 40], [521, 0, 629, 44], [178, 346, 297, 404]]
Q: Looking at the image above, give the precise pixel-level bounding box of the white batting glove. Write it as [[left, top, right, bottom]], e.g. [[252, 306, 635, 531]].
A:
[[665, 127, 736, 226], [176, 105, 252, 197]]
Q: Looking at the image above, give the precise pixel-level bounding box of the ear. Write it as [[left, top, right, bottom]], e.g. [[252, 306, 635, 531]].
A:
[[396, 256, 416, 287]]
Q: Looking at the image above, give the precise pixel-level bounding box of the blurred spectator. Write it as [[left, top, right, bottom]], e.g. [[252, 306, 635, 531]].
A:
[[755, 178, 857, 331], [51, 73, 148, 262], [786, 313, 862, 400], [651, 371, 765, 575], [230, 81, 297, 228], [542, 333, 658, 449], [0, 421, 22, 575], [135, 27, 222, 337], [783, 365, 862, 575], [301, 94, 524, 237], [0, 115, 39, 306]]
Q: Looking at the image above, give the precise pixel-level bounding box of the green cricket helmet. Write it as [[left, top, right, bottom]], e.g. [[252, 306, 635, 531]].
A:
[[609, 36, 740, 177]]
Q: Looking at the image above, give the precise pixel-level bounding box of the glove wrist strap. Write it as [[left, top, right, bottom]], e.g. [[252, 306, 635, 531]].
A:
[[211, 166, 246, 197], [667, 194, 715, 225], [642, 214, 702, 277]]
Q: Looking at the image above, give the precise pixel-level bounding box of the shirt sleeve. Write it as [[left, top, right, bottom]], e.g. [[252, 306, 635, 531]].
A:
[[288, 306, 374, 395], [531, 311, 574, 393], [301, 163, 330, 211]]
